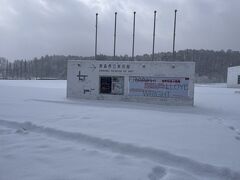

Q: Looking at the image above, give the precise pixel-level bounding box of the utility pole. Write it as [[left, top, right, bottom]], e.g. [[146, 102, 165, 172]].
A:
[[113, 12, 117, 60], [173, 9, 177, 60], [95, 13, 98, 60], [152, 10, 157, 61], [132, 11, 136, 61]]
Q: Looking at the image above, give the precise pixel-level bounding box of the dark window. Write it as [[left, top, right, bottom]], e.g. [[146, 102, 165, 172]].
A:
[[238, 75, 240, 84], [100, 77, 112, 94], [100, 76, 124, 95]]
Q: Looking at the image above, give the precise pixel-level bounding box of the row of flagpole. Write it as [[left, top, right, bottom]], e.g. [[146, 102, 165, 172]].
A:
[[95, 10, 178, 61]]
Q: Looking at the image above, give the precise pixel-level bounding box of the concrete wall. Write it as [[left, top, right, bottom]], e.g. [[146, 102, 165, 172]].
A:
[[227, 66, 240, 88], [67, 60, 195, 105]]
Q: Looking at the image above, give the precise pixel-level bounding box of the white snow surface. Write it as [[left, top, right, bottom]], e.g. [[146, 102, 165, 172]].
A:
[[0, 80, 240, 180]]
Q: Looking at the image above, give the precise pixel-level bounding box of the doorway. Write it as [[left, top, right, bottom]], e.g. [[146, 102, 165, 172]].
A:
[[99, 76, 124, 95]]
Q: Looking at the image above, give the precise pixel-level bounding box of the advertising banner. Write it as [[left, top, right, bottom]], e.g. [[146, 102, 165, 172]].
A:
[[129, 76, 189, 98]]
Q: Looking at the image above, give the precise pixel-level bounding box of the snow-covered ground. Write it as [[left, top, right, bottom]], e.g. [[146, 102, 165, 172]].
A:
[[0, 80, 240, 180]]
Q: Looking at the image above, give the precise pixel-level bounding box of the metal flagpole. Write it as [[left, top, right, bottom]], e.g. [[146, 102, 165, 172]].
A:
[[173, 9, 177, 60], [132, 11, 136, 61], [95, 13, 98, 60], [113, 12, 117, 60], [152, 10, 157, 61]]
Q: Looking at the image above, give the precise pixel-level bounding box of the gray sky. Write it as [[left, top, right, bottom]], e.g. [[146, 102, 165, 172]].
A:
[[0, 0, 240, 61]]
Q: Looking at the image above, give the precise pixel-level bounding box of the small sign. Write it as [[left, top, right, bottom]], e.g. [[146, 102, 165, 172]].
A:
[[129, 76, 189, 98], [99, 63, 133, 73]]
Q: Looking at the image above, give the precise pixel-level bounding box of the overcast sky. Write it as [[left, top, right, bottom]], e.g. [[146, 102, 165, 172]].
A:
[[0, 0, 240, 61]]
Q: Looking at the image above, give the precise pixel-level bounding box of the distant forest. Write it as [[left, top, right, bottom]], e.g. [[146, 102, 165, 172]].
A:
[[0, 49, 240, 83]]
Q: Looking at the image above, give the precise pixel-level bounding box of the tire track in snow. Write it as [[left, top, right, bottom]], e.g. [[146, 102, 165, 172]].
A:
[[0, 119, 240, 180]]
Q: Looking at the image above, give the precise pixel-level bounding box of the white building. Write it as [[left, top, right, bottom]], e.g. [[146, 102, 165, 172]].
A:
[[67, 60, 195, 105], [227, 66, 240, 88]]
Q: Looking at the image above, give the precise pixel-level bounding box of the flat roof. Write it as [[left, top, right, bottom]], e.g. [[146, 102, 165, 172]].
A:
[[228, 66, 240, 70]]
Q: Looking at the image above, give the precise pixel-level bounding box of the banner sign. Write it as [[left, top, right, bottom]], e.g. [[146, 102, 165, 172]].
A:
[[129, 76, 189, 98]]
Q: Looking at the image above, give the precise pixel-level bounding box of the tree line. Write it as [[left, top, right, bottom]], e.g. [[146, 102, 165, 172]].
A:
[[0, 49, 240, 82]]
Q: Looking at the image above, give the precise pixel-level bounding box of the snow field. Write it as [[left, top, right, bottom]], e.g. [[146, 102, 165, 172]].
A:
[[1, 80, 240, 180]]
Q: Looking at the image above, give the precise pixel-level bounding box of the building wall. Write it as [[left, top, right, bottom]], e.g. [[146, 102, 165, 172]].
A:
[[67, 60, 195, 105], [227, 66, 240, 88]]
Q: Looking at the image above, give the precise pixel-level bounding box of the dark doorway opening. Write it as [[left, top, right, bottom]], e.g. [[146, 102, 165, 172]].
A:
[[100, 77, 112, 94], [99, 76, 124, 95]]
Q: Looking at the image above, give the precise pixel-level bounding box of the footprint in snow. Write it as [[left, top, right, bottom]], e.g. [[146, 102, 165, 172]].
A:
[[227, 126, 240, 141], [228, 126, 235, 131], [235, 136, 240, 141], [148, 166, 167, 180], [213, 118, 240, 141], [15, 128, 28, 134]]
